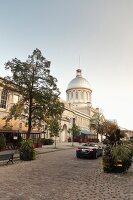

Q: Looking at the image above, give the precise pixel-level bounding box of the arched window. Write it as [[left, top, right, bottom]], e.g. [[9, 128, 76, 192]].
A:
[[81, 91, 84, 99], [0, 89, 8, 109], [86, 92, 88, 101], [71, 92, 73, 99], [76, 92, 78, 99]]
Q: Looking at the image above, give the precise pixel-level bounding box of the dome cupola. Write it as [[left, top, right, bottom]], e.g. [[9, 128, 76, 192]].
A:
[[66, 69, 91, 91], [66, 69, 92, 108]]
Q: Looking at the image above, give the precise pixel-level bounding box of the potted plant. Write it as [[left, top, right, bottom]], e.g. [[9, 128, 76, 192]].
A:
[[112, 144, 132, 172], [103, 144, 132, 173], [20, 139, 36, 161]]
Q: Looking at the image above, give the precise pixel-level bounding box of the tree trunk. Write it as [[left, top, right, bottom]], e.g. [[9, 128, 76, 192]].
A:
[[54, 136, 56, 148], [27, 94, 32, 140], [72, 131, 74, 147]]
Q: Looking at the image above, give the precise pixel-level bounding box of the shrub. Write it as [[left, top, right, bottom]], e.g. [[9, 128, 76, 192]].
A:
[[103, 139, 110, 145], [112, 145, 132, 172], [41, 138, 54, 145], [123, 140, 133, 156], [0, 134, 6, 151], [17, 135, 23, 148], [112, 145, 132, 162], [20, 139, 36, 161], [103, 144, 132, 173], [32, 149, 36, 160], [103, 145, 114, 173]]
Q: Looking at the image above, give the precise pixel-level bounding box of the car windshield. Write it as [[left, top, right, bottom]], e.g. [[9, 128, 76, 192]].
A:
[[88, 143, 98, 147], [82, 143, 98, 147]]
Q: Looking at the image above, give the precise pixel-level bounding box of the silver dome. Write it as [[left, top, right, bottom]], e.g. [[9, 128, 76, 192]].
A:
[[67, 69, 91, 90]]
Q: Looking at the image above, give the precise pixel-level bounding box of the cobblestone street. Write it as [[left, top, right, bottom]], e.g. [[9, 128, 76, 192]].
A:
[[0, 149, 133, 200]]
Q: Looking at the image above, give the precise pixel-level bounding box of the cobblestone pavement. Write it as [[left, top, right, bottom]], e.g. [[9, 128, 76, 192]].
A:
[[0, 149, 133, 200]]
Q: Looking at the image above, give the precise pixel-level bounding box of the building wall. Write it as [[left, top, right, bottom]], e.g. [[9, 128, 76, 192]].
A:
[[66, 88, 92, 104], [0, 78, 99, 142], [59, 100, 91, 142]]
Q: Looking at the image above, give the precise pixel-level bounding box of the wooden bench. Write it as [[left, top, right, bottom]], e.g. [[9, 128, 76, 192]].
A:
[[0, 153, 14, 164]]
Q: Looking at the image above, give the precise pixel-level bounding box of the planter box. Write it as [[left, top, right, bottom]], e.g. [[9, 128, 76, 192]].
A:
[[103, 159, 132, 173], [20, 150, 33, 161]]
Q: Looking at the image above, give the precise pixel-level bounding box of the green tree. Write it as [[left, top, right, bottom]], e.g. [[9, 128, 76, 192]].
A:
[[68, 122, 80, 146], [49, 118, 61, 148], [101, 120, 125, 146], [5, 48, 64, 139], [90, 108, 105, 140]]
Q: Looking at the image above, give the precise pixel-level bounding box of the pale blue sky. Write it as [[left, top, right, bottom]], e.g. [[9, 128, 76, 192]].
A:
[[0, 0, 133, 130]]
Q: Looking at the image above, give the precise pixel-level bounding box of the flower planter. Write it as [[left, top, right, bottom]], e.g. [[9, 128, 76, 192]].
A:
[[20, 140, 36, 161], [20, 150, 33, 161], [103, 158, 132, 173]]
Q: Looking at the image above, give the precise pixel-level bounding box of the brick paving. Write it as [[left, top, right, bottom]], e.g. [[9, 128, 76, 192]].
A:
[[0, 147, 133, 200]]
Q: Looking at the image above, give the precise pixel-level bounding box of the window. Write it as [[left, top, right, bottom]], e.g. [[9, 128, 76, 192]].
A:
[[0, 89, 8, 109], [76, 92, 78, 99], [81, 91, 84, 99], [71, 92, 73, 99], [13, 95, 19, 104]]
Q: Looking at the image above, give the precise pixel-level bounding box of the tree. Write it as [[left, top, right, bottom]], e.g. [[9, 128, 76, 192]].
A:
[[102, 120, 131, 173], [100, 120, 125, 146], [90, 108, 105, 140], [49, 118, 61, 148], [5, 48, 64, 139], [68, 121, 80, 146]]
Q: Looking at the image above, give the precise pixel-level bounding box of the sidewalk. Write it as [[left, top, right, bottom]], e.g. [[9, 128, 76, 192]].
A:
[[36, 142, 79, 154], [1, 142, 103, 161], [13, 142, 80, 160]]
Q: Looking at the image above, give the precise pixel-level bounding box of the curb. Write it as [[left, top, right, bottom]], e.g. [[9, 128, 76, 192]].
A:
[[13, 147, 75, 161], [36, 147, 74, 155]]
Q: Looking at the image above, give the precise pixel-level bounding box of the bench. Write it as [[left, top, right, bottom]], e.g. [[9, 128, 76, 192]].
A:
[[0, 153, 14, 164]]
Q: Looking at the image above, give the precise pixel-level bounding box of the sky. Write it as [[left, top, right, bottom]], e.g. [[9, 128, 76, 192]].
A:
[[0, 0, 133, 130]]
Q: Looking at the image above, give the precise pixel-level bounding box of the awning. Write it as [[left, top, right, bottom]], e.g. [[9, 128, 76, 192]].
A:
[[0, 130, 41, 134], [80, 130, 97, 136]]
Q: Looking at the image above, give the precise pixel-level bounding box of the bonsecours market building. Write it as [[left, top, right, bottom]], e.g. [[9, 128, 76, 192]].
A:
[[0, 69, 104, 145]]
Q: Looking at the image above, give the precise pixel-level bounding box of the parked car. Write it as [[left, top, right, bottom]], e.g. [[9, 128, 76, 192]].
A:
[[76, 143, 103, 159]]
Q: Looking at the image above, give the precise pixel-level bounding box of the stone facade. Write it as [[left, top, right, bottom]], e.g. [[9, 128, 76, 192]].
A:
[[0, 68, 102, 142], [58, 69, 100, 142]]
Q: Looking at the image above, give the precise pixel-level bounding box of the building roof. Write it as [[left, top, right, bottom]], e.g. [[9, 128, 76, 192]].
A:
[[66, 69, 91, 91], [80, 129, 96, 136]]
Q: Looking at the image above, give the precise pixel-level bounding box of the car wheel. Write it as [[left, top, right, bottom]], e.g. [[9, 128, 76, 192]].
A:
[[76, 154, 80, 158], [94, 152, 98, 159]]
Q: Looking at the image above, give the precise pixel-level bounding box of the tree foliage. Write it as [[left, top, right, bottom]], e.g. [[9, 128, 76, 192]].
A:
[[49, 119, 61, 137], [49, 118, 61, 148], [5, 48, 64, 139], [102, 121, 131, 173], [101, 120, 125, 146], [68, 123, 80, 137], [90, 108, 105, 138]]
